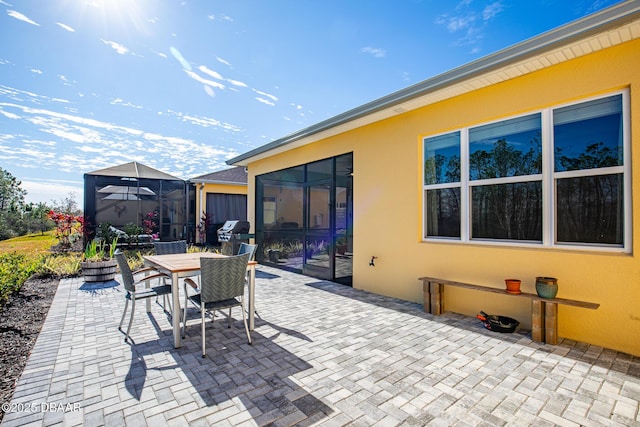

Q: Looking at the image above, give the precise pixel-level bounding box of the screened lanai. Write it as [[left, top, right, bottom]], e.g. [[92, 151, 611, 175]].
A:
[[84, 162, 193, 243]]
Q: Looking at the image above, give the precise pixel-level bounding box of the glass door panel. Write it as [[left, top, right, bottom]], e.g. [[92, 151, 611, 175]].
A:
[[261, 183, 304, 270], [304, 183, 332, 278], [334, 175, 353, 285]]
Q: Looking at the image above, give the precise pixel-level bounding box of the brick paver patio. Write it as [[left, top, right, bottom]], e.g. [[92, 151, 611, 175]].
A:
[[2, 265, 639, 426]]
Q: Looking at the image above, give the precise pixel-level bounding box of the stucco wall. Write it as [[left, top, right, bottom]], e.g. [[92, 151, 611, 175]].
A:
[[247, 38, 640, 356]]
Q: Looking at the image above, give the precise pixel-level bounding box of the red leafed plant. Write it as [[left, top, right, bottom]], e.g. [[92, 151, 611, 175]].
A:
[[142, 211, 158, 235], [47, 210, 84, 252]]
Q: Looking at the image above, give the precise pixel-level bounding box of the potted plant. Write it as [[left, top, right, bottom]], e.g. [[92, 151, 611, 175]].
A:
[[81, 237, 118, 282]]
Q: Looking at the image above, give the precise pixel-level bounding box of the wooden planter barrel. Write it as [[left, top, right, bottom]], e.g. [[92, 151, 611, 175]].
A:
[[81, 259, 117, 282]]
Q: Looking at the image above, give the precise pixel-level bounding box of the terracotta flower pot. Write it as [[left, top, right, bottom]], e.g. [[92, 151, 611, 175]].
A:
[[505, 279, 522, 295]]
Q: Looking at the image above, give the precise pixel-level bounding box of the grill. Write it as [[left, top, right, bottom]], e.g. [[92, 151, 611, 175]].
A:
[[217, 220, 251, 255]]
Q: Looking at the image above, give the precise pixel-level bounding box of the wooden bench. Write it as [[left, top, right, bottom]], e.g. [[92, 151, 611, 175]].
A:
[[419, 276, 599, 345]]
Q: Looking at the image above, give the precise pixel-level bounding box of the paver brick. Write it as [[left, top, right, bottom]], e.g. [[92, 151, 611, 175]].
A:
[[2, 268, 640, 426]]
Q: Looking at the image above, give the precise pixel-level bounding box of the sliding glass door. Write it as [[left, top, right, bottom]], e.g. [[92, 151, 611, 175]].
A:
[[256, 153, 353, 285]]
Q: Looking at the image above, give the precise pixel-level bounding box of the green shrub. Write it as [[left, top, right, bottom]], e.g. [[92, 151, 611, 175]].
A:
[[0, 251, 43, 304], [123, 223, 143, 245], [38, 253, 82, 277]]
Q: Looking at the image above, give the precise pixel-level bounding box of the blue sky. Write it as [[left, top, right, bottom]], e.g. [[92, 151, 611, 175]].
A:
[[0, 0, 624, 205]]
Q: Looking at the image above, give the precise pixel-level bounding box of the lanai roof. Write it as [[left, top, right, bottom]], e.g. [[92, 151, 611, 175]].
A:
[[85, 161, 182, 181], [226, 1, 640, 167]]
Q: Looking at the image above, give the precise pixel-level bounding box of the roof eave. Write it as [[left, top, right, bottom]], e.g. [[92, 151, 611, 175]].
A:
[[186, 180, 247, 186]]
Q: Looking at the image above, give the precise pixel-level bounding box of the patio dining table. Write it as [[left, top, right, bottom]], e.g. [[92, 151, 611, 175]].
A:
[[143, 252, 257, 348]]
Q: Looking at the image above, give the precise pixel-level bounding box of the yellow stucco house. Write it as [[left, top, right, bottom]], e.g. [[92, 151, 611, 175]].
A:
[[228, 2, 640, 356], [190, 166, 247, 244]]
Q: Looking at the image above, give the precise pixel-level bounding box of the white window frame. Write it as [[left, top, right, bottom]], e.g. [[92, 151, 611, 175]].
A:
[[422, 89, 631, 253]]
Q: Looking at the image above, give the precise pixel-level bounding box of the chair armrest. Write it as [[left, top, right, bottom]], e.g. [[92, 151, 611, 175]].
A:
[[184, 278, 198, 290], [133, 267, 158, 275], [134, 272, 171, 285]]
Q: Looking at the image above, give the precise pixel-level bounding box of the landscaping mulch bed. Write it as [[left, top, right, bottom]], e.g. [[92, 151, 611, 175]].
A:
[[0, 278, 59, 423]]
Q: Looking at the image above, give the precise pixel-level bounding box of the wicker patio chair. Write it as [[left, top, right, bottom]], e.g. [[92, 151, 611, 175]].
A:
[[114, 251, 173, 343], [237, 242, 257, 260], [181, 253, 252, 357], [152, 240, 188, 306], [153, 240, 188, 255]]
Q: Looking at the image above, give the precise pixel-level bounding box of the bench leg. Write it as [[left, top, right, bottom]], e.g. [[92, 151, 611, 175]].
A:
[[422, 281, 431, 314], [429, 282, 443, 315], [544, 302, 558, 345], [531, 300, 545, 343]]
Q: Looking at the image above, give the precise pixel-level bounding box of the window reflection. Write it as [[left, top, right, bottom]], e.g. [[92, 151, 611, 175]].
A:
[[469, 114, 542, 180], [424, 132, 460, 185], [471, 182, 542, 241], [556, 175, 623, 245], [554, 95, 623, 172], [426, 188, 460, 238]]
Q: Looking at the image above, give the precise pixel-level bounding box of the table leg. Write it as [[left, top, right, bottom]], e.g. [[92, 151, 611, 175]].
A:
[[145, 270, 152, 312], [172, 271, 182, 348], [248, 265, 256, 331]]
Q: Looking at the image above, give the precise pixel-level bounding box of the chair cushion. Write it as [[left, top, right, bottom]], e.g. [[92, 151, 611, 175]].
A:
[[188, 293, 241, 310], [128, 285, 172, 300]]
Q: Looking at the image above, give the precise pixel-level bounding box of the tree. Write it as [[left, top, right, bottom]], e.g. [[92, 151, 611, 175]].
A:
[[0, 168, 28, 240], [23, 202, 53, 235], [0, 168, 26, 212], [51, 192, 82, 216]]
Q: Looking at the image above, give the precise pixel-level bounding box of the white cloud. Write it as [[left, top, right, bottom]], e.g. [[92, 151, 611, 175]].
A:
[[30, 68, 42, 74], [0, 85, 247, 185], [110, 98, 142, 109], [0, 110, 20, 119], [7, 10, 39, 26], [21, 179, 83, 205], [436, 13, 475, 32], [101, 39, 130, 55], [183, 69, 226, 90], [252, 89, 278, 102], [170, 46, 191, 70], [255, 97, 275, 107], [360, 46, 386, 58], [58, 75, 76, 87], [164, 109, 242, 133], [227, 79, 247, 88], [436, 1, 504, 51], [482, 2, 503, 21], [152, 48, 167, 59], [208, 14, 234, 22], [198, 65, 223, 80], [56, 22, 75, 32], [198, 65, 248, 89], [216, 57, 232, 67]]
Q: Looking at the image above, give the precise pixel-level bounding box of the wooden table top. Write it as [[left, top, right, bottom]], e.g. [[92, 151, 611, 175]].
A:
[[144, 252, 256, 273]]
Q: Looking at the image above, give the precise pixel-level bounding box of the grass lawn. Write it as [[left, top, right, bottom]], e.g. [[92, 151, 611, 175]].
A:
[[0, 232, 57, 255]]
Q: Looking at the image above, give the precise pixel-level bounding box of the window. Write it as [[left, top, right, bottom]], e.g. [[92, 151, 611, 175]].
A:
[[423, 91, 629, 251]]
